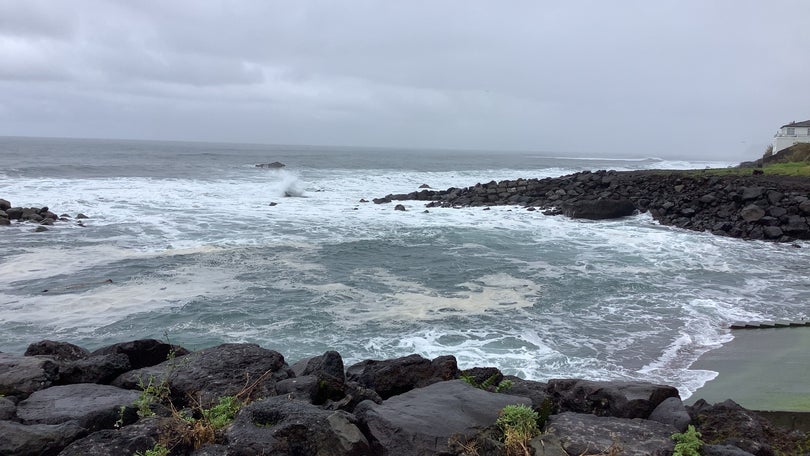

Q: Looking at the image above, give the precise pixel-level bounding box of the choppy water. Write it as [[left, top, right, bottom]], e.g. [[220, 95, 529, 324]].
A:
[[2, 136, 808, 398]]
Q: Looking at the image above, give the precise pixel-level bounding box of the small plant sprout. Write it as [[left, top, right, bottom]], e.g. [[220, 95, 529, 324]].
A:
[[496, 404, 540, 456]]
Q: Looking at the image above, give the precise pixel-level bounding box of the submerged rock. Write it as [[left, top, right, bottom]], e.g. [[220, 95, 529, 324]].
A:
[[255, 161, 285, 168]]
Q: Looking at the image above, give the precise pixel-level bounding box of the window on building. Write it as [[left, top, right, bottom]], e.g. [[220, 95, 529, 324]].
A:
[[787, 127, 795, 135]]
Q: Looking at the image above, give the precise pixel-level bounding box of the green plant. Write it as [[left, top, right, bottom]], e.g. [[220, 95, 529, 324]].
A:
[[495, 379, 513, 393], [135, 374, 171, 418], [201, 396, 241, 430], [672, 425, 703, 456], [461, 373, 513, 393], [497, 404, 540, 456], [135, 443, 169, 456]]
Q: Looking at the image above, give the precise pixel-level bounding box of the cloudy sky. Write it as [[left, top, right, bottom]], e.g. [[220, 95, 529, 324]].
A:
[[1, 1, 809, 160]]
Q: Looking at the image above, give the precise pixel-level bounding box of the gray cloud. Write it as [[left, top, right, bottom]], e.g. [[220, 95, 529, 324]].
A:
[[1, 0, 809, 160]]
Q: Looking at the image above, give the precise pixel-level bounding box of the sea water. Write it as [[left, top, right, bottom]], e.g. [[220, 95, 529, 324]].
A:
[[1, 136, 808, 398]]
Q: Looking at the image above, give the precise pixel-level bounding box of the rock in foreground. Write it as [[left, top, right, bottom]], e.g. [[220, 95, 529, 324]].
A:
[[0, 339, 805, 455]]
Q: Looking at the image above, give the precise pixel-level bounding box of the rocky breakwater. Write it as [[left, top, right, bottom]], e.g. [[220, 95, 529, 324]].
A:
[[379, 170, 810, 242], [0, 198, 87, 231], [1, 339, 806, 455]]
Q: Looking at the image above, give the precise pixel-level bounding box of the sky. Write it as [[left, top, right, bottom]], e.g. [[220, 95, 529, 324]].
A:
[[1, 1, 809, 161]]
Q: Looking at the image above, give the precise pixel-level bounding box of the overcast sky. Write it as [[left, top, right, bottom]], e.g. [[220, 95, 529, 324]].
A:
[[1, 1, 809, 160]]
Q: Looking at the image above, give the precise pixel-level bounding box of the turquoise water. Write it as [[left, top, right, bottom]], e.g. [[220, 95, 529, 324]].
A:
[[1, 136, 808, 398]]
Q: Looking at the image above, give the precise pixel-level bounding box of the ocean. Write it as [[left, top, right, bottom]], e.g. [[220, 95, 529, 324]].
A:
[[1, 136, 808, 398]]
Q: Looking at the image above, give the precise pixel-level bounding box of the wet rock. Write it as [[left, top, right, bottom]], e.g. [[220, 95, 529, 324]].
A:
[[500, 376, 550, 411], [394, 204, 406, 211], [226, 395, 370, 456], [6, 207, 23, 219], [92, 338, 190, 370], [688, 399, 798, 456], [17, 384, 139, 432], [346, 354, 459, 400], [57, 417, 167, 456], [356, 380, 531, 456], [740, 204, 766, 222], [702, 444, 757, 456], [0, 198, 10, 211], [562, 198, 637, 220], [0, 396, 16, 420], [0, 420, 85, 456], [545, 412, 675, 456], [648, 396, 691, 432], [255, 161, 285, 168], [372, 197, 391, 204], [25, 340, 90, 362], [291, 351, 346, 404], [112, 343, 292, 408], [274, 375, 322, 403], [546, 379, 679, 419], [191, 444, 230, 455], [763, 226, 784, 239], [58, 353, 132, 384], [740, 187, 764, 201], [0, 353, 59, 398]]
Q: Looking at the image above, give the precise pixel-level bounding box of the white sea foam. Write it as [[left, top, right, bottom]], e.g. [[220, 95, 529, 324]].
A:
[[2, 143, 808, 395], [0, 264, 239, 330]]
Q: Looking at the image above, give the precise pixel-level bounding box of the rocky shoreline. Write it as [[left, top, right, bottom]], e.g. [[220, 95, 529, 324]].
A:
[[0, 198, 88, 231], [1, 339, 806, 455], [378, 170, 810, 243]]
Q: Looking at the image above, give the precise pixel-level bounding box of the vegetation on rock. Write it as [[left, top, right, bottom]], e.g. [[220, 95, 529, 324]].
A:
[[496, 404, 540, 456], [671, 424, 703, 456]]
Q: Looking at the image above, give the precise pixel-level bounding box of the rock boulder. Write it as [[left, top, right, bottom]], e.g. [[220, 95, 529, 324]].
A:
[[17, 384, 139, 432], [355, 380, 531, 456], [544, 412, 675, 456], [346, 354, 458, 399], [0, 353, 59, 398], [226, 396, 370, 456], [546, 379, 679, 419]]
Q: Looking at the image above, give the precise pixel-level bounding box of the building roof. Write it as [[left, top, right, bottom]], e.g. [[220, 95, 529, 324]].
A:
[[781, 120, 810, 128]]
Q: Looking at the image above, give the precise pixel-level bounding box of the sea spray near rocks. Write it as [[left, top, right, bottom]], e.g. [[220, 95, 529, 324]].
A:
[[382, 170, 810, 242], [2, 137, 808, 410]]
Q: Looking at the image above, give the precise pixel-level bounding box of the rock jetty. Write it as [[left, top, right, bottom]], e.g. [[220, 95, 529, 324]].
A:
[[379, 170, 810, 242], [0, 339, 805, 455], [0, 198, 87, 230]]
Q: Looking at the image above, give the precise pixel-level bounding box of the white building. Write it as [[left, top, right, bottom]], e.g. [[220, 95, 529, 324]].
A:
[[773, 120, 810, 153]]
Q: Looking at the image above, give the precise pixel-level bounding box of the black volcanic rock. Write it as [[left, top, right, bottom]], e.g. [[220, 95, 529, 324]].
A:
[[378, 170, 810, 242], [346, 354, 458, 400], [563, 197, 636, 220]]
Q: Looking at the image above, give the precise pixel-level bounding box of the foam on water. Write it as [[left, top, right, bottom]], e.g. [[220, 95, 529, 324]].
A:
[[2, 138, 809, 399], [0, 264, 238, 330]]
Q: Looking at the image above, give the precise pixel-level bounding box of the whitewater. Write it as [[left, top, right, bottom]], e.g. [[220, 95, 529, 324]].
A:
[[1, 136, 808, 399]]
